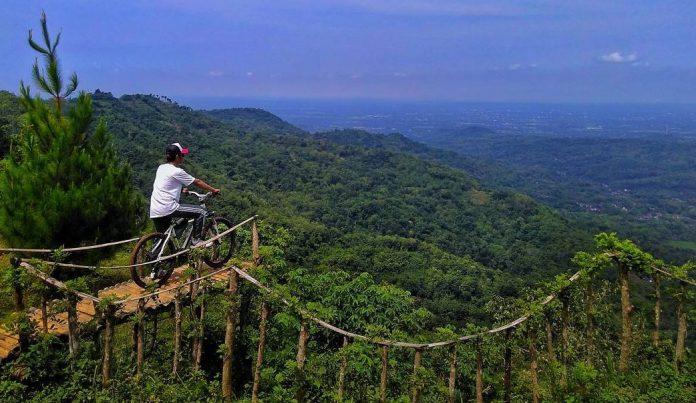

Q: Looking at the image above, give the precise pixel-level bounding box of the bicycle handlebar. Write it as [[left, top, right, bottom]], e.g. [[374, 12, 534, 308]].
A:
[[187, 191, 213, 202]]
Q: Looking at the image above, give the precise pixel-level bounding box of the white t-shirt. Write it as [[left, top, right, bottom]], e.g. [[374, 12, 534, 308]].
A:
[[150, 163, 196, 218]]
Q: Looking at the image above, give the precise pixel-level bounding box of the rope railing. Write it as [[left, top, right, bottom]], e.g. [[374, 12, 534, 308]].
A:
[[16, 215, 258, 271], [234, 267, 583, 350]]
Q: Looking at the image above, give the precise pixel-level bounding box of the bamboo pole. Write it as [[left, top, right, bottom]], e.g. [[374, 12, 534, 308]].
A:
[[476, 339, 484, 403], [529, 327, 540, 403], [618, 262, 633, 373], [653, 272, 662, 347], [252, 218, 260, 266], [67, 294, 79, 356], [136, 299, 145, 376], [172, 289, 182, 376], [102, 304, 115, 388], [296, 319, 309, 402], [222, 271, 240, 402], [337, 336, 348, 402], [675, 280, 687, 371], [447, 344, 457, 403], [379, 345, 389, 403], [411, 348, 423, 403], [503, 328, 512, 403], [251, 302, 270, 403]]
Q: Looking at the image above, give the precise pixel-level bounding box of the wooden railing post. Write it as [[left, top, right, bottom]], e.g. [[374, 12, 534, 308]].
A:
[[251, 217, 260, 266], [40, 292, 49, 334], [251, 302, 270, 403], [545, 312, 556, 363], [476, 338, 484, 403], [675, 280, 687, 371], [379, 345, 389, 403], [337, 336, 349, 402], [448, 344, 457, 403], [295, 319, 310, 402], [172, 288, 182, 376], [102, 303, 116, 388], [222, 270, 240, 402], [411, 348, 423, 403], [529, 327, 540, 403], [503, 328, 513, 403], [653, 272, 662, 347], [560, 292, 570, 387]]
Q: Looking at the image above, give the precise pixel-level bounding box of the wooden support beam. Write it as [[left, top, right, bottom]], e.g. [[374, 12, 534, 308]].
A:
[[675, 280, 687, 371], [411, 348, 423, 403], [337, 336, 348, 402], [173, 289, 182, 376], [40, 293, 49, 334], [448, 344, 457, 403], [653, 272, 661, 347], [295, 319, 309, 402], [529, 327, 540, 403], [102, 304, 116, 388], [252, 302, 270, 403], [222, 271, 240, 402], [251, 218, 260, 266], [67, 295, 79, 356], [194, 285, 207, 371], [379, 345, 389, 403], [136, 299, 145, 376], [476, 339, 483, 403], [10, 258, 24, 312], [618, 262, 633, 373], [503, 328, 513, 403]]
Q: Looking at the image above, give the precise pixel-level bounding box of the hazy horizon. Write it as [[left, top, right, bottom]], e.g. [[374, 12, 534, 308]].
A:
[[3, 1, 696, 103]]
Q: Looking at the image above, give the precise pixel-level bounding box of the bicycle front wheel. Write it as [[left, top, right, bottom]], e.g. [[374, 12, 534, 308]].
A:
[[130, 233, 177, 288], [202, 217, 236, 268]]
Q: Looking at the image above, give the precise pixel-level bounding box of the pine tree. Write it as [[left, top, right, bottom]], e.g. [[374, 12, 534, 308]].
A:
[[0, 13, 142, 248]]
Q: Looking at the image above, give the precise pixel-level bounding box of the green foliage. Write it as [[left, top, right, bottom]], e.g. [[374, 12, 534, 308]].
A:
[[0, 14, 142, 249]]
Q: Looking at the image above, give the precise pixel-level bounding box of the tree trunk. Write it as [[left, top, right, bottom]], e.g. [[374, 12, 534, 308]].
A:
[[102, 304, 115, 388], [295, 320, 309, 402], [252, 302, 270, 403], [448, 344, 457, 403], [172, 289, 182, 376], [529, 327, 540, 403], [222, 271, 240, 402], [411, 348, 423, 403], [653, 272, 662, 347], [476, 339, 484, 403], [380, 345, 389, 403], [67, 295, 79, 357], [618, 262, 633, 373], [675, 281, 687, 371], [503, 329, 513, 403], [337, 336, 349, 402]]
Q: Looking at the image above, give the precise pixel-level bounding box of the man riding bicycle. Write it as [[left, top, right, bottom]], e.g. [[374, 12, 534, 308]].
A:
[[150, 143, 220, 245]]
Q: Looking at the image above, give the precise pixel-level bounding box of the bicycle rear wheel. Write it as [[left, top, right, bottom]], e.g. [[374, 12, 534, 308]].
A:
[[202, 217, 236, 268], [130, 233, 177, 288]]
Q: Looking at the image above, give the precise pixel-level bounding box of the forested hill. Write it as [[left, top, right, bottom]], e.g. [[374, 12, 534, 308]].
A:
[[3, 91, 592, 324]]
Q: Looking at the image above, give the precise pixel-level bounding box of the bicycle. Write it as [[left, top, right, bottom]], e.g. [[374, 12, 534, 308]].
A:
[[129, 191, 236, 288]]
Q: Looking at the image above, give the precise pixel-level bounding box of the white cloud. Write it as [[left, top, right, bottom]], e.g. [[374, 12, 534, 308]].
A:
[[508, 64, 521, 70], [601, 52, 637, 63], [246, 71, 254, 77], [208, 70, 224, 77]]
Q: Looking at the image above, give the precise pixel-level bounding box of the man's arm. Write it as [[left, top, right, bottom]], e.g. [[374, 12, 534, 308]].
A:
[[191, 178, 220, 194]]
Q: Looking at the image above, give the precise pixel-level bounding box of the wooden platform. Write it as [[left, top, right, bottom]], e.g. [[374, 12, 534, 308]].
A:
[[0, 266, 232, 360]]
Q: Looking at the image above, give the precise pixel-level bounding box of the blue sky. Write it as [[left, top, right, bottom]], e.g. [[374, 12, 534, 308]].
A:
[[1, 1, 696, 103]]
